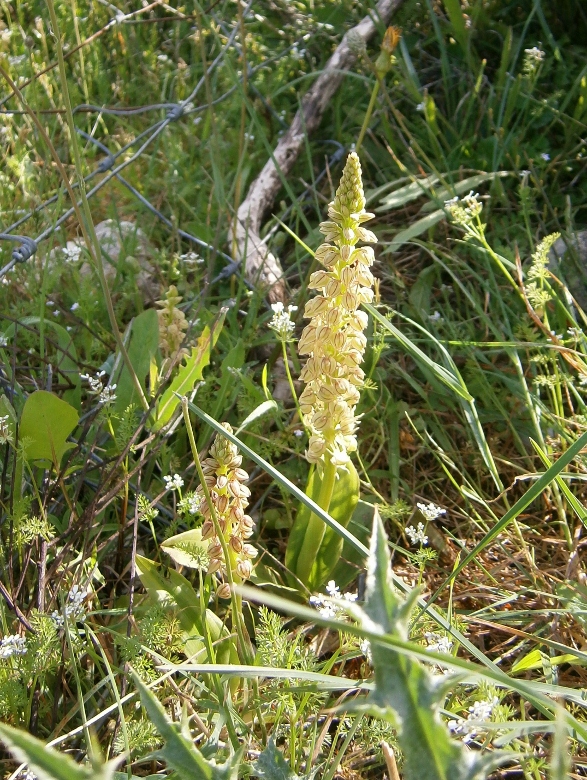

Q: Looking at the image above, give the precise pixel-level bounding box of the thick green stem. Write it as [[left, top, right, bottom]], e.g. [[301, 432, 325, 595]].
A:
[[295, 452, 337, 585]]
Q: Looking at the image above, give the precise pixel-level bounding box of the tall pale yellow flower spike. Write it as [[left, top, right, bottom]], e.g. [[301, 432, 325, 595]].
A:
[[195, 423, 257, 598], [298, 152, 376, 469]]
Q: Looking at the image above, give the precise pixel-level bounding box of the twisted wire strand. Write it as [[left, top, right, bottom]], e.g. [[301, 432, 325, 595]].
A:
[[0, 2, 252, 279]]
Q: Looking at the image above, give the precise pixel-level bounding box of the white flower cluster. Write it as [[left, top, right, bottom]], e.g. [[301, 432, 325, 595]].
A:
[[523, 46, 545, 76], [444, 191, 483, 226], [524, 46, 545, 62], [164, 473, 184, 491], [424, 631, 453, 654], [448, 696, 499, 743], [0, 633, 27, 659], [61, 245, 82, 262], [51, 584, 87, 628], [417, 501, 447, 522], [0, 414, 12, 444], [309, 579, 358, 619], [406, 522, 428, 546], [268, 302, 298, 342], [80, 371, 117, 405], [179, 251, 204, 265]]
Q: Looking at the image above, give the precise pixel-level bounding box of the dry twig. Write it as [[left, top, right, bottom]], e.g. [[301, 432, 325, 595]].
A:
[[234, 0, 405, 301]]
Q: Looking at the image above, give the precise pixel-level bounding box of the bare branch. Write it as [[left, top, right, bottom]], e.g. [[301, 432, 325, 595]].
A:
[[234, 0, 405, 301]]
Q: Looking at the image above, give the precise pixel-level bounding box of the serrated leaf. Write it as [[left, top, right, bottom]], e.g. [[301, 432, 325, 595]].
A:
[[132, 672, 242, 779], [151, 310, 226, 431], [0, 722, 117, 780], [359, 509, 504, 780], [252, 737, 303, 779], [20, 390, 79, 466]]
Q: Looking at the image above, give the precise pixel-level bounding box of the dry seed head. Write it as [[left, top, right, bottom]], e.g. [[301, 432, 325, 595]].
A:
[[298, 152, 377, 468], [196, 423, 256, 594]]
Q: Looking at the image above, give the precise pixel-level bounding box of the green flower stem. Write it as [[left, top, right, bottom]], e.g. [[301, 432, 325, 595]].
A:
[[295, 452, 337, 585], [182, 399, 268, 743], [282, 341, 304, 426], [355, 78, 381, 155]]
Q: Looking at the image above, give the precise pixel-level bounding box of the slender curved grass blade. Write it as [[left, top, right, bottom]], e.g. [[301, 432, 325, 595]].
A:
[[425, 428, 587, 611]]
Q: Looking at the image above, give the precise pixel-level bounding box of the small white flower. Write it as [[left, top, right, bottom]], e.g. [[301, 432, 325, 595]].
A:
[[416, 101, 426, 112], [157, 54, 170, 63], [70, 302, 80, 311], [293, 429, 304, 437], [417, 502, 446, 522], [164, 473, 184, 491], [448, 695, 499, 743], [188, 495, 200, 514], [406, 522, 428, 546], [444, 191, 483, 225], [567, 327, 582, 339], [268, 302, 298, 342], [98, 384, 117, 405], [51, 584, 88, 628], [0, 415, 12, 444], [541, 152, 550, 161], [310, 582, 358, 621], [0, 333, 7, 347], [244, 132, 255, 141], [81, 371, 116, 404], [360, 638, 372, 663], [524, 46, 545, 62], [429, 311, 442, 323], [0, 634, 27, 659], [179, 251, 203, 265], [61, 245, 82, 262], [425, 631, 453, 654], [8, 54, 26, 67]]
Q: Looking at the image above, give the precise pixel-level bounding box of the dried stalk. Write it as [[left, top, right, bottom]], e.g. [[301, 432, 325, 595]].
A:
[[234, 0, 405, 301]]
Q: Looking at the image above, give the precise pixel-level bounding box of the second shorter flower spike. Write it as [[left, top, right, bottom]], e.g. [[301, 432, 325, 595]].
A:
[[194, 423, 256, 595]]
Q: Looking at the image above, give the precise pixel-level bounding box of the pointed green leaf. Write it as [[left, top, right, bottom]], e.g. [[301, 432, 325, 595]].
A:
[[152, 310, 226, 431], [236, 400, 278, 434], [0, 721, 116, 780], [161, 528, 209, 569], [383, 209, 446, 253], [132, 672, 242, 779], [135, 555, 233, 663], [360, 509, 503, 780]]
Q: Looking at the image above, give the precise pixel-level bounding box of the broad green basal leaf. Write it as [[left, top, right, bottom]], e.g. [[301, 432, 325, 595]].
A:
[[20, 390, 79, 466]]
